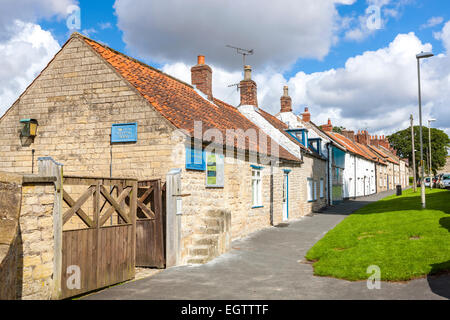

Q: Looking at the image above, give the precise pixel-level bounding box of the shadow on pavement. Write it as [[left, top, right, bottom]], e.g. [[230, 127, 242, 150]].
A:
[[427, 216, 450, 299]]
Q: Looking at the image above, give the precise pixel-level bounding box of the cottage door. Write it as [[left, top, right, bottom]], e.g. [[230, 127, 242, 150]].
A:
[[282, 173, 288, 221]]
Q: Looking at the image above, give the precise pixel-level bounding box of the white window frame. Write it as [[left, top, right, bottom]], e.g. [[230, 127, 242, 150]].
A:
[[307, 178, 314, 202], [252, 168, 263, 207], [320, 178, 324, 199], [314, 181, 318, 201]]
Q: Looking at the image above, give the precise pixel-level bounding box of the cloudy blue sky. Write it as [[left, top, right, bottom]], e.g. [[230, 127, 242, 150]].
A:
[[1, 0, 449, 138]]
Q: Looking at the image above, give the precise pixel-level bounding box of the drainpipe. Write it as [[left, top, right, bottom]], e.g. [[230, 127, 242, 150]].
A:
[[270, 163, 274, 226], [327, 143, 333, 205], [354, 156, 357, 199]]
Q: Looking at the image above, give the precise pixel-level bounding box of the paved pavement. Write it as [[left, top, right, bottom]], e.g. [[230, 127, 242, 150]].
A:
[[85, 190, 449, 300]]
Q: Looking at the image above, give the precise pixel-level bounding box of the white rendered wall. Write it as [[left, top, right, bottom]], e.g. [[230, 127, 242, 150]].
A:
[[239, 106, 302, 159], [343, 153, 376, 198]]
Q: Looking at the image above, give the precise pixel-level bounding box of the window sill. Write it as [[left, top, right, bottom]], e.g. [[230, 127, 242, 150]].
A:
[[251, 205, 264, 209]]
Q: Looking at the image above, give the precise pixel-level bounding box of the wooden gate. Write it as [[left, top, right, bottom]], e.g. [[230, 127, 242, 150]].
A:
[[135, 179, 166, 268], [60, 176, 137, 299]]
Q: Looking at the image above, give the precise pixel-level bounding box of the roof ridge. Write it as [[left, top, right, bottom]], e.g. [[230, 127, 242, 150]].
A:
[[74, 32, 194, 90]]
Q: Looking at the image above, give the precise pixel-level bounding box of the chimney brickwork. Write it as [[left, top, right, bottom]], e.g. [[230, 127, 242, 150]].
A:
[[280, 86, 292, 113], [355, 130, 370, 145], [191, 55, 213, 99], [302, 107, 311, 122], [240, 65, 258, 107], [342, 130, 355, 141], [322, 119, 333, 132]]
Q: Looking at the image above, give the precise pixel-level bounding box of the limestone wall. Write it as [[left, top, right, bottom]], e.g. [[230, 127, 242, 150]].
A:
[[0, 172, 57, 300], [0, 36, 181, 180], [0, 172, 22, 299], [19, 180, 56, 300], [178, 153, 327, 264]]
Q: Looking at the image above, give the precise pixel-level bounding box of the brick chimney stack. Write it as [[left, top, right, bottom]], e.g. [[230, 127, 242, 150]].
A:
[[191, 55, 213, 100], [302, 107, 311, 122], [371, 135, 380, 147], [356, 130, 370, 145], [379, 135, 390, 149], [322, 119, 333, 132], [240, 65, 258, 107], [280, 86, 292, 113], [342, 129, 355, 141]]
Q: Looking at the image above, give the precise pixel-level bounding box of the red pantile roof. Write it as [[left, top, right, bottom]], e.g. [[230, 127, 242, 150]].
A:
[[80, 35, 299, 162], [370, 145, 400, 165], [325, 131, 387, 165]]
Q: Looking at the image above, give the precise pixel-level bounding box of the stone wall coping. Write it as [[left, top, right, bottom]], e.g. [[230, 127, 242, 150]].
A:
[[63, 175, 138, 181], [22, 175, 57, 184]]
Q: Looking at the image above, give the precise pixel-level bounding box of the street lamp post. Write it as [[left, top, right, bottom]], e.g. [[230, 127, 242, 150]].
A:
[[410, 114, 417, 192], [428, 118, 436, 189], [416, 51, 434, 209]]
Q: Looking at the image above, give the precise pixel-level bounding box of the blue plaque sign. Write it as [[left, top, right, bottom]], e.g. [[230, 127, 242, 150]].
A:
[[111, 123, 138, 143]]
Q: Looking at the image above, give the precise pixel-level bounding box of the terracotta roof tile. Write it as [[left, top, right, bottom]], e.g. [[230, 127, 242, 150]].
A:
[[81, 36, 299, 162], [325, 132, 387, 164]]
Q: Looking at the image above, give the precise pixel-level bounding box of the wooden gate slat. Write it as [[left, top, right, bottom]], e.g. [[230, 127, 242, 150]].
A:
[[138, 186, 154, 203], [100, 185, 130, 224], [99, 188, 132, 227], [137, 200, 155, 219], [63, 187, 95, 227]]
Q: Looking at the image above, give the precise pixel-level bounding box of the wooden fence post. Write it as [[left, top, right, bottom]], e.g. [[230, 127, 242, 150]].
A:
[[165, 169, 182, 267], [130, 181, 137, 277], [37, 157, 63, 300]]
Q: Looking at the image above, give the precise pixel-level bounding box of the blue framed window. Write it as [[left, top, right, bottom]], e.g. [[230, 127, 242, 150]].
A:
[[286, 129, 308, 147], [308, 138, 322, 154], [186, 146, 206, 170]]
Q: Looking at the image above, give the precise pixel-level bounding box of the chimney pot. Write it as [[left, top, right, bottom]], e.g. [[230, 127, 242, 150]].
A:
[[198, 55, 205, 65], [283, 86, 289, 96], [244, 65, 252, 80]]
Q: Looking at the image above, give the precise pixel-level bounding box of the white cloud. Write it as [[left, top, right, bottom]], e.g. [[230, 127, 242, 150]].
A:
[[343, 0, 411, 42], [0, 0, 77, 40], [161, 26, 450, 137], [288, 30, 450, 135], [0, 21, 60, 116], [99, 22, 113, 30], [114, 0, 355, 71], [421, 16, 444, 29]]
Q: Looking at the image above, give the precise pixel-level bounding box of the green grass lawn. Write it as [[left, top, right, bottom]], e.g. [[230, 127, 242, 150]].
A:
[[305, 188, 450, 281]]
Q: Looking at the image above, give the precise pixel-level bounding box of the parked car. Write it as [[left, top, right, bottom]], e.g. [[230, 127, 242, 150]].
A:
[[438, 174, 450, 189], [424, 177, 431, 187]]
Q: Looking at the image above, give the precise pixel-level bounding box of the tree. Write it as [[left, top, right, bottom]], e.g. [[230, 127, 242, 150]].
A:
[[332, 126, 345, 134], [388, 126, 450, 176]]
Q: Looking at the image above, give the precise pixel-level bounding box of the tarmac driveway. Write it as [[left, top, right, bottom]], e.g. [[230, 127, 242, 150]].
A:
[[85, 190, 449, 300]]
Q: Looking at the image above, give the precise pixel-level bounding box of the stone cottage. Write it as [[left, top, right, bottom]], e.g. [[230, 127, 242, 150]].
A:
[[276, 99, 347, 205], [0, 33, 327, 266]]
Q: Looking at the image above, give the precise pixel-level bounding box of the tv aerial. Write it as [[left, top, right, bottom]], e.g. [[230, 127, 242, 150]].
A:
[[226, 45, 254, 67], [226, 45, 254, 91]]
